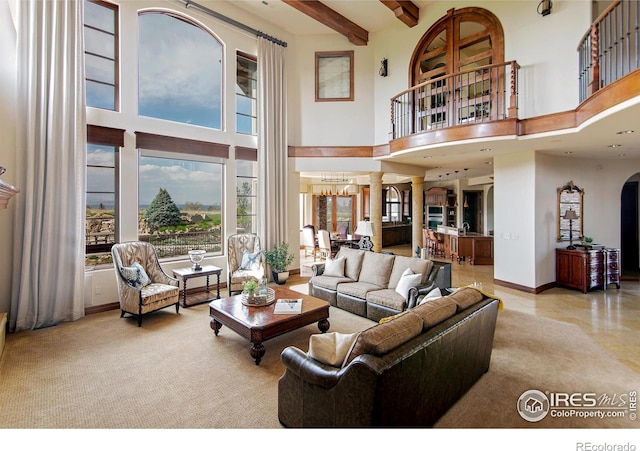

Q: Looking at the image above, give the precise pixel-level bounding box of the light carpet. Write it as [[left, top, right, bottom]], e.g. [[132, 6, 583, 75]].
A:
[[0, 286, 638, 429]]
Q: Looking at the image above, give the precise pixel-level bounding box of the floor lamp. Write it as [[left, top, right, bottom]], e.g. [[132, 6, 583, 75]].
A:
[[563, 208, 579, 250], [355, 220, 374, 251]]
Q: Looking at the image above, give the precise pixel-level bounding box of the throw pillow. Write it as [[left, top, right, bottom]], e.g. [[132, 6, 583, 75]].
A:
[[323, 256, 345, 277], [307, 331, 359, 367], [394, 269, 422, 299], [240, 250, 261, 271], [120, 262, 151, 289], [418, 287, 442, 305]]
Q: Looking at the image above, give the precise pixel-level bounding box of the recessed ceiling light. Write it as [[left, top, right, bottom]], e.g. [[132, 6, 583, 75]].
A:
[[618, 154, 627, 157], [484, 161, 492, 164], [608, 144, 623, 148], [616, 130, 634, 134], [423, 156, 432, 159], [479, 148, 491, 152], [565, 151, 573, 154]]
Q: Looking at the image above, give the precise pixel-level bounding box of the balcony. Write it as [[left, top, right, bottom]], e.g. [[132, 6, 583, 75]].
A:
[[389, 0, 639, 150], [390, 61, 520, 142]]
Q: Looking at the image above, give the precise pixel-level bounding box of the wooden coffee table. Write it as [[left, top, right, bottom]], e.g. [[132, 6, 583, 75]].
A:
[[209, 286, 330, 365]]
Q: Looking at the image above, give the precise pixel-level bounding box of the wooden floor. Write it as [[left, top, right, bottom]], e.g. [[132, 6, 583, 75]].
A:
[[296, 244, 640, 374]]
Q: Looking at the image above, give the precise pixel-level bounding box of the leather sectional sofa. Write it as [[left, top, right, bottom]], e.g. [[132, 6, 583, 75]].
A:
[[278, 287, 500, 427], [308, 247, 452, 322]]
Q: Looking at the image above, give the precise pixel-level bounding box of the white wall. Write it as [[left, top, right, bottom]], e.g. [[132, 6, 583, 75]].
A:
[[290, 34, 375, 146], [0, 0, 17, 314], [494, 150, 640, 290], [494, 151, 537, 288]]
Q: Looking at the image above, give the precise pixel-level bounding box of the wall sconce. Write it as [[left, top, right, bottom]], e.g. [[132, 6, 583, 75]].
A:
[[537, 0, 552, 16], [379, 58, 388, 77]]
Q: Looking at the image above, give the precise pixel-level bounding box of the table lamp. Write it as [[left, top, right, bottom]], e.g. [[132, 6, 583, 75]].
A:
[[563, 209, 579, 250], [355, 220, 374, 252]]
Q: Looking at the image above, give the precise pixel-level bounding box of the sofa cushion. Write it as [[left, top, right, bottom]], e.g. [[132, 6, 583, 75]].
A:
[[394, 269, 422, 299], [307, 331, 360, 368], [418, 287, 443, 304], [120, 262, 151, 289], [388, 256, 433, 288], [448, 287, 485, 311], [312, 275, 353, 291], [240, 250, 261, 271], [411, 296, 458, 330], [323, 256, 345, 277], [337, 281, 383, 300], [365, 289, 406, 311], [344, 311, 423, 365], [357, 252, 396, 288], [335, 247, 365, 281]]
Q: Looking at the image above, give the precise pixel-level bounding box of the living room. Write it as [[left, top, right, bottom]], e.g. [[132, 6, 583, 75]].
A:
[[1, 0, 639, 446]]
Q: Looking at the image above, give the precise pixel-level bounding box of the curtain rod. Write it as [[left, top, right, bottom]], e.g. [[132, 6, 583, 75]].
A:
[[179, 0, 287, 47]]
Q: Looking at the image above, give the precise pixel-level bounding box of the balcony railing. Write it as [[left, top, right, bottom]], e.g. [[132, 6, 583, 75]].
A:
[[390, 61, 520, 140], [578, 0, 640, 103]]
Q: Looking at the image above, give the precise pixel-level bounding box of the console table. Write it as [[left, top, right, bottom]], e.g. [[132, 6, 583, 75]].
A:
[[172, 265, 222, 307], [555, 247, 620, 293]]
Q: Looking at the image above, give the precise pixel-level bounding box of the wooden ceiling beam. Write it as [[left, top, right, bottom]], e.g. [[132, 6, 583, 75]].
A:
[[379, 1, 419, 27], [281, 0, 369, 46]]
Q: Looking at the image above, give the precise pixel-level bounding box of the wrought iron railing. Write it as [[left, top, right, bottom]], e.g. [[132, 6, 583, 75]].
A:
[[390, 61, 520, 140], [578, 0, 640, 102], [140, 229, 223, 258]]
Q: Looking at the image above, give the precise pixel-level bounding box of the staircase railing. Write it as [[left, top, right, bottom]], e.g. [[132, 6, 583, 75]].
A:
[[578, 0, 640, 102], [390, 61, 519, 141]]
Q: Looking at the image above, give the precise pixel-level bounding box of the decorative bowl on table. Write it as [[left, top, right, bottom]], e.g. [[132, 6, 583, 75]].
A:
[[241, 287, 276, 307], [188, 250, 206, 270]]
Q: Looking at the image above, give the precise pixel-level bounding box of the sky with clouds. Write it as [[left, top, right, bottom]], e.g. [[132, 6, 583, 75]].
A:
[[85, 8, 228, 210]]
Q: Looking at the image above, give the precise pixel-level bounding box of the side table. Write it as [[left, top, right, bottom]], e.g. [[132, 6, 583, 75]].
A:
[[172, 265, 222, 307]]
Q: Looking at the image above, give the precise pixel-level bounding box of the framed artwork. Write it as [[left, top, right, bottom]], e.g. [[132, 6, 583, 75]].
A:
[[315, 51, 354, 102]]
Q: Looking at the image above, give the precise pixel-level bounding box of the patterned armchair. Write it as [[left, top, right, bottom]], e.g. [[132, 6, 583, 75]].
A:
[[111, 241, 180, 327], [227, 233, 265, 295]]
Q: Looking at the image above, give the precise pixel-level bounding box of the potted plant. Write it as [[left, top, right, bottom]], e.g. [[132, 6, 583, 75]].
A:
[[243, 278, 258, 302], [263, 242, 295, 285]]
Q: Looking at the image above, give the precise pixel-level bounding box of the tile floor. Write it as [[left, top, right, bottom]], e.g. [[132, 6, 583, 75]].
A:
[[296, 244, 640, 374]]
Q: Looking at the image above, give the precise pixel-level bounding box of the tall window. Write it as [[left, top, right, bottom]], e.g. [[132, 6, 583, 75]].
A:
[[384, 187, 402, 223], [84, 0, 118, 110], [236, 52, 257, 135], [138, 12, 223, 129], [138, 152, 224, 258], [85, 125, 124, 267], [236, 159, 258, 233]]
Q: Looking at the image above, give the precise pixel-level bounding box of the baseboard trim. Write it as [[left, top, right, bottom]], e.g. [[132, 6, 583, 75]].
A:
[[493, 279, 555, 294]]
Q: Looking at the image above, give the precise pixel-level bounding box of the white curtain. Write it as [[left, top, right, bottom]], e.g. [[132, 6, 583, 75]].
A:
[[10, 0, 86, 331], [257, 37, 288, 253]]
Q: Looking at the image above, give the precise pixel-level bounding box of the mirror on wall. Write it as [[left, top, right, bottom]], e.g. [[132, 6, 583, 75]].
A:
[[557, 181, 584, 243]]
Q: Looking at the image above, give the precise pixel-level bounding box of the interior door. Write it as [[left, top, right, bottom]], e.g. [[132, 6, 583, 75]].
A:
[[621, 181, 639, 272]]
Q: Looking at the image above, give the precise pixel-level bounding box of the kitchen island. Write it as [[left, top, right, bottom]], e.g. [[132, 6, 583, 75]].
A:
[[436, 226, 494, 265]]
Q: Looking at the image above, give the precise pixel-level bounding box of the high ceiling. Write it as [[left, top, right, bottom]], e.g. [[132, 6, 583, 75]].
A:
[[228, 0, 640, 183]]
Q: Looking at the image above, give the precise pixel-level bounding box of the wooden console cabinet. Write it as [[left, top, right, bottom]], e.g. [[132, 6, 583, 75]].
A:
[[604, 248, 621, 289], [555, 247, 620, 293]]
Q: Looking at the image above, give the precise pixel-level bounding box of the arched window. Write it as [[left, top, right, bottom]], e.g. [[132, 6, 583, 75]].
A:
[[409, 7, 505, 127], [410, 7, 504, 86], [138, 12, 223, 129], [384, 186, 402, 223]]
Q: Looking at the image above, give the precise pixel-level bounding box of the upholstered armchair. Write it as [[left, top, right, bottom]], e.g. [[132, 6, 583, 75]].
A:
[[227, 233, 266, 295], [111, 241, 180, 327]]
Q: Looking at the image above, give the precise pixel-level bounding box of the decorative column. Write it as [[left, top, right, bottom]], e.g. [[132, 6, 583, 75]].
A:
[[411, 176, 424, 253], [369, 172, 383, 253]]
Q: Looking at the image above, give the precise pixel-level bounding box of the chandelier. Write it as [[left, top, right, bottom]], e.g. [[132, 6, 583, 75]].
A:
[[320, 172, 349, 183]]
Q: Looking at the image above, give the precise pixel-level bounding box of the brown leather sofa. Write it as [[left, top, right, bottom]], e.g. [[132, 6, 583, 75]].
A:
[[278, 288, 500, 427]]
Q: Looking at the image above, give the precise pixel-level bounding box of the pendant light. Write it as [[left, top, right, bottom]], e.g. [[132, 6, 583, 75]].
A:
[[444, 173, 450, 207]]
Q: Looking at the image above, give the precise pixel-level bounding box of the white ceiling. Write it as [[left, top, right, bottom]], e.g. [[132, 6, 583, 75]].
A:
[[230, 1, 640, 183]]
